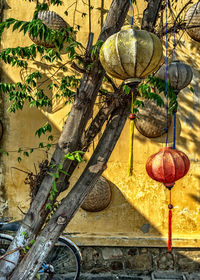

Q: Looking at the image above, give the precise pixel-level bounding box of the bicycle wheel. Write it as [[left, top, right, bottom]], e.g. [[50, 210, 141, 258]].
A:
[[0, 234, 13, 256], [39, 236, 81, 280]]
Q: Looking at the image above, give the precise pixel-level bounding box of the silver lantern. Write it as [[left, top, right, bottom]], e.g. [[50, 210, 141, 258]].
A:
[[155, 60, 193, 94]]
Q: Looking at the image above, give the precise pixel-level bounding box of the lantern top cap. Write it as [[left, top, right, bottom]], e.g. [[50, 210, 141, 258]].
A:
[[159, 147, 174, 152], [121, 25, 140, 31]]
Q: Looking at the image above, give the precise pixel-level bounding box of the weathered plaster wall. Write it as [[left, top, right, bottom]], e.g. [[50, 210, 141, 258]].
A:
[[1, 0, 200, 249], [0, 0, 7, 217]]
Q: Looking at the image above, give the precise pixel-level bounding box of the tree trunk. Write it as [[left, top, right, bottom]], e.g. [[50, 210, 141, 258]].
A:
[[0, 0, 131, 278], [10, 96, 131, 280], [142, 0, 163, 32]]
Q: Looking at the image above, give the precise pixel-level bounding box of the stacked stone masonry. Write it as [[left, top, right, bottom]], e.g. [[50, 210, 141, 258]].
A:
[[80, 247, 200, 274]]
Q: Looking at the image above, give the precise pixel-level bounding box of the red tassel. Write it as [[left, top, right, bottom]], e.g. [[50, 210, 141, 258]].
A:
[[168, 209, 172, 251]]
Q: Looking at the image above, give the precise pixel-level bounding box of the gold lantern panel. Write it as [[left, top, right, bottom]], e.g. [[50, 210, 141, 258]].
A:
[[185, 2, 200, 42], [99, 25, 163, 82], [155, 60, 193, 93], [29, 11, 70, 48]]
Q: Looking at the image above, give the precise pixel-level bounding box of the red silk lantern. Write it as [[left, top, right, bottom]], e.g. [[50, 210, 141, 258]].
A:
[[146, 147, 190, 188], [146, 147, 190, 252]]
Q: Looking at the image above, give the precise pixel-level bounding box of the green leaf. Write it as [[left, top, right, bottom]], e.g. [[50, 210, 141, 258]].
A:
[[190, 87, 194, 93], [18, 157, 22, 163], [52, 180, 58, 192], [30, 239, 35, 245], [39, 142, 44, 148], [59, 169, 69, 176], [122, 85, 131, 95], [22, 231, 28, 239], [45, 203, 52, 211], [64, 153, 75, 160], [36, 273, 41, 280], [23, 151, 29, 157]]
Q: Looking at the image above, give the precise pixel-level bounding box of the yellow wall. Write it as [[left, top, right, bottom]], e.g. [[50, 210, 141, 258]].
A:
[[1, 0, 200, 248]]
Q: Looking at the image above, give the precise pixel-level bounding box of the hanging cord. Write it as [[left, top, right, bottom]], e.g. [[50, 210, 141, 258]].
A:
[[165, 0, 169, 147], [168, 189, 173, 252], [173, 112, 177, 149], [172, 23, 177, 150], [165, 0, 173, 253], [129, 0, 134, 25], [128, 90, 136, 176]]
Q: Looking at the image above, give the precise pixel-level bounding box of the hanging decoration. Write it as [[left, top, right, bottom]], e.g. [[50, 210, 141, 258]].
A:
[[128, 90, 136, 176], [146, 147, 190, 251], [99, 25, 163, 84], [29, 11, 69, 48], [146, 147, 190, 188], [155, 60, 193, 95], [135, 99, 172, 138], [100, 25, 163, 176], [81, 176, 111, 212], [146, 0, 192, 252], [185, 2, 200, 42]]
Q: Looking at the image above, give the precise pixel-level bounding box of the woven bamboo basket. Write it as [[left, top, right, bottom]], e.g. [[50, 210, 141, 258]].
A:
[[185, 3, 200, 42], [30, 11, 69, 48], [81, 176, 112, 212], [135, 100, 172, 138]]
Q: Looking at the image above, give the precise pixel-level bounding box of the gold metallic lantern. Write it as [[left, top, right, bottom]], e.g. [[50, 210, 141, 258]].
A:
[[185, 2, 200, 42], [99, 25, 163, 83]]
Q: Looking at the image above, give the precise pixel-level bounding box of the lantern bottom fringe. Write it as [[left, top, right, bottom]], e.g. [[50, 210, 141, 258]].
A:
[[128, 120, 134, 176], [168, 209, 172, 252]]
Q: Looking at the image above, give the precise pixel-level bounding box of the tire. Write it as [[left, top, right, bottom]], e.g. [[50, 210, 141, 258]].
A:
[[39, 236, 81, 280], [0, 235, 81, 280], [0, 234, 13, 256]]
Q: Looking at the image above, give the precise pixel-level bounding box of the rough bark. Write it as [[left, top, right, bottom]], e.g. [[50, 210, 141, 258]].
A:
[[0, 0, 131, 278], [141, 0, 163, 32], [10, 97, 131, 280]]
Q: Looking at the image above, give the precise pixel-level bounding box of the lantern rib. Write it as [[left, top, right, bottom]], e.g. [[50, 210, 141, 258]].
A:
[[139, 33, 155, 77], [162, 149, 166, 184], [168, 149, 176, 185], [115, 32, 129, 77], [140, 34, 163, 78], [175, 151, 187, 181], [176, 61, 180, 90], [132, 28, 137, 78]]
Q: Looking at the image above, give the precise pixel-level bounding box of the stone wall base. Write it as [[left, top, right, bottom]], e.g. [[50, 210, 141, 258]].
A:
[[79, 246, 200, 274]]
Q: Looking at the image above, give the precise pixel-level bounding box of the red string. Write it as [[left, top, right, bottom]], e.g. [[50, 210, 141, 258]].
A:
[[168, 209, 172, 251]]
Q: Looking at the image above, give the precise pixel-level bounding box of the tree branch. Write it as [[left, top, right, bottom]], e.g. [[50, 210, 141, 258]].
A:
[[141, 0, 163, 32], [10, 94, 133, 280]]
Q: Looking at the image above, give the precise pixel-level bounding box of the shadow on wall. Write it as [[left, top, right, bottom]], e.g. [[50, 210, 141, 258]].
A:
[[78, 182, 200, 273]]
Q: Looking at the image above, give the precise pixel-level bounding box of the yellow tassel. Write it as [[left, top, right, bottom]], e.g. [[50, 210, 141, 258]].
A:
[[128, 119, 134, 176]]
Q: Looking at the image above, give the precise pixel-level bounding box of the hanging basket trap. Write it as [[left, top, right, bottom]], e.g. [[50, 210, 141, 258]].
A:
[[135, 99, 172, 138], [81, 176, 112, 212], [185, 2, 200, 42], [29, 10, 69, 48]]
